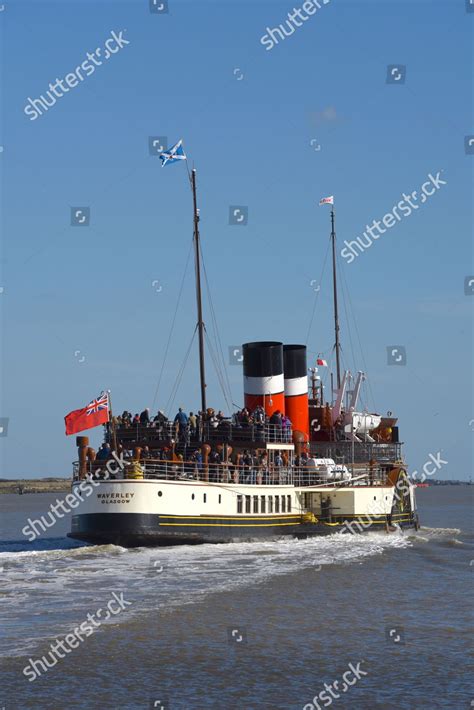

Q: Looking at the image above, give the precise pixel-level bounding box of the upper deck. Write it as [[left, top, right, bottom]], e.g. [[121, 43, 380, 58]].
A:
[[113, 421, 293, 448]]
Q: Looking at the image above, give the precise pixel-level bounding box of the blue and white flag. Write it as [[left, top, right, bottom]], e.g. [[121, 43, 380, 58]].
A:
[[160, 139, 186, 167]]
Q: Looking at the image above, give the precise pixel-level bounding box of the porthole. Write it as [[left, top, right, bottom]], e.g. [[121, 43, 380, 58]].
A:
[[158, 491, 163, 497]]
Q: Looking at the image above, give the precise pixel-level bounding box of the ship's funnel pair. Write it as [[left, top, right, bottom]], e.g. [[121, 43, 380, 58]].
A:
[[242, 341, 309, 439]]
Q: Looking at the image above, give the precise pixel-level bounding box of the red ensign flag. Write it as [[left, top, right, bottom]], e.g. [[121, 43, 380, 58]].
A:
[[65, 393, 109, 435]]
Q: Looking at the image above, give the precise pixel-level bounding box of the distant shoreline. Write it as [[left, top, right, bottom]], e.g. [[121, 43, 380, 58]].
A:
[[0, 479, 71, 494], [0, 478, 471, 495]]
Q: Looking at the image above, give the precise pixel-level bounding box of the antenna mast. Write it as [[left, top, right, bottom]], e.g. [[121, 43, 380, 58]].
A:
[[330, 207, 342, 389]]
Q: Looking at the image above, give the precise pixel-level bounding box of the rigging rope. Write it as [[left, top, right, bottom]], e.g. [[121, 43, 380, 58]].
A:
[[339, 260, 377, 413], [199, 242, 234, 408], [165, 327, 198, 415], [151, 239, 193, 412], [305, 236, 331, 346]]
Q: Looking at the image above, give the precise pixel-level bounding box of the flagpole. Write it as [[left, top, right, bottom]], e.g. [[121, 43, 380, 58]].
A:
[[107, 389, 118, 452], [191, 168, 207, 413], [330, 206, 342, 389]]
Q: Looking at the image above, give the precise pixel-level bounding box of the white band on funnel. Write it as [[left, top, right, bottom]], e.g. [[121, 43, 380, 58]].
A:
[[284, 375, 308, 397], [244, 374, 284, 396]]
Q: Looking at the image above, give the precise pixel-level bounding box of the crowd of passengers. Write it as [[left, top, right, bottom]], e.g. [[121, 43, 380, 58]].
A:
[[95, 440, 310, 483], [111, 406, 292, 441]]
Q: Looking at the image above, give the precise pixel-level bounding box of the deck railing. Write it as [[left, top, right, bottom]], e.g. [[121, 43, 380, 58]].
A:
[[112, 421, 292, 446], [310, 440, 402, 464], [72, 457, 391, 487]]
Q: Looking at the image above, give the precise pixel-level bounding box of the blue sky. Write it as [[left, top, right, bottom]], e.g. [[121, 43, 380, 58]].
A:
[[0, 0, 472, 479]]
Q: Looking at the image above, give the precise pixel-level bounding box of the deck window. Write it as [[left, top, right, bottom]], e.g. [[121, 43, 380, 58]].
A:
[[275, 496, 280, 513], [287, 495, 291, 512], [245, 495, 251, 514], [268, 496, 273, 513], [237, 495, 243, 513], [203, 494, 207, 503], [218, 494, 222, 504], [253, 496, 259, 513], [281, 495, 286, 513], [260, 496, 266, 514]]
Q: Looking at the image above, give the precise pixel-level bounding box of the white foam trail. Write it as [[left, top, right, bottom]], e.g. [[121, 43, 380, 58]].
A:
[[0, 531, 411, 658]]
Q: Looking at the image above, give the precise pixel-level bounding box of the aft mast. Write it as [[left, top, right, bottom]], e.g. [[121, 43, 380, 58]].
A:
[[191, 168, 207, 413], [330, 206, 342, 390]]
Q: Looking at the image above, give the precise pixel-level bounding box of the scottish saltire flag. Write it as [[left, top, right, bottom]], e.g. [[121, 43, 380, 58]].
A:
[[319, 196, 334, 205], [160, 139, 186, 167]]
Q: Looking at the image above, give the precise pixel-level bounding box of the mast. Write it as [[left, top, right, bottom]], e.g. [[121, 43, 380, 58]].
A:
[[330, 207, 342, 389], [191, 168, 207, 413]]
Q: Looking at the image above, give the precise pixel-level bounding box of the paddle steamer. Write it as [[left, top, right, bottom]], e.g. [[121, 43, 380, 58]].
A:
[[68, 169, 418, 546]]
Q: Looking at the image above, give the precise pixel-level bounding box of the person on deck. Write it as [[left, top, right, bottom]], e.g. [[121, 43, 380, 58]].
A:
[[189, 412, 197, 438], [140, 408, 150, 426], [96, 443, 111, 461], [174, 408, 188, 441]]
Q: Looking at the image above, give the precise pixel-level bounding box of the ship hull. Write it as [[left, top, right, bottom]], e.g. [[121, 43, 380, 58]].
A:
[[67, 478, 418, 547]]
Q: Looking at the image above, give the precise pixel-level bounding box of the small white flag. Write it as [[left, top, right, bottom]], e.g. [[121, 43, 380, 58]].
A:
[[319, 196, 334, 205]]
